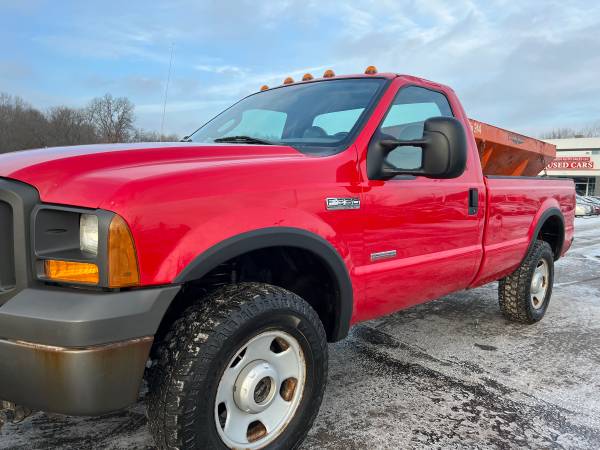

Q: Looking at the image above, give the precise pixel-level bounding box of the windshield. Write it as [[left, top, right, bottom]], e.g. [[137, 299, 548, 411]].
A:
[[189, 78, 387, 154]]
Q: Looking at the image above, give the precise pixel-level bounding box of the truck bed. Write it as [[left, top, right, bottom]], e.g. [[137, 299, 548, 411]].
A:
[[470, 176, 576, 287]]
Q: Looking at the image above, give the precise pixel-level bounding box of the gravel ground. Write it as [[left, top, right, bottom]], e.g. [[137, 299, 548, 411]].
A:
[[2, 216, 599, 449]]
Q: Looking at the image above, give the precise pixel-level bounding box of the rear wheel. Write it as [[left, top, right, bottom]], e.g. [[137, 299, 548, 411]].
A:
[[147, 282, 328, 450], [498, 240, 554, 324]]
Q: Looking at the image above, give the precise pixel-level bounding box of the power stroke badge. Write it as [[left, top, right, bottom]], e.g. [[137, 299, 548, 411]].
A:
[[325, 197, 361, 211]]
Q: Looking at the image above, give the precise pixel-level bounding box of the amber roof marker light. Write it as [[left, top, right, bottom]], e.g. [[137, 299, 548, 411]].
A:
[[267, 67, 377, 90]]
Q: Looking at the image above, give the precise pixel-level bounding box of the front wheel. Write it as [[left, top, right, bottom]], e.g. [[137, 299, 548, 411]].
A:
[[147, 283, 328, 450], [498, 240, 554, 324]]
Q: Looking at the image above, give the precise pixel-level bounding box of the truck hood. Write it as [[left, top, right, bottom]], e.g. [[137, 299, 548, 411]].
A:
[[0, 142, 304, 208]]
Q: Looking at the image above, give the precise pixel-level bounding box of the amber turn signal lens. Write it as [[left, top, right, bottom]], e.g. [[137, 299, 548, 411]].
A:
[[283, 77, 294, 84], [45, 260, 99, 284], [365, 65, 378, 75], [302, 73, 314, 81], [323, 69, 335, 78], [108, 215, 140, 288], [260, 85, 269, 91]]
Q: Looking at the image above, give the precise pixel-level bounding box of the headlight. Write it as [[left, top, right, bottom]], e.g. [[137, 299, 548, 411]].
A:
[[80, 214, 99, 255], [34, 207, 139, 288]]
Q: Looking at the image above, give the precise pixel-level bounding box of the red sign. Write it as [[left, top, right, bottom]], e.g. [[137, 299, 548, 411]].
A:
[[547, 156, 594, 170]]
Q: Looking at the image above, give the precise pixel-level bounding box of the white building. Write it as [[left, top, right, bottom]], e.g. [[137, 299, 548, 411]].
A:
[[542, 138, 600, 196]]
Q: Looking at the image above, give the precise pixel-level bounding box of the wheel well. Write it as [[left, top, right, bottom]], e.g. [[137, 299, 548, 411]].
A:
[[537, 214, 564, 260], [155, 246, 342, 345]]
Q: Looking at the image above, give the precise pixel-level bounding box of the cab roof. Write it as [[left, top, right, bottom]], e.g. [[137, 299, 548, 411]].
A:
[[258, 69, 453, 94]]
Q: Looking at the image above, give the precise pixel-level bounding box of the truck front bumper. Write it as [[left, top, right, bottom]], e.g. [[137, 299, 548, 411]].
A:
[[0, 285, 180, 415], [0, 336, 153, 416]]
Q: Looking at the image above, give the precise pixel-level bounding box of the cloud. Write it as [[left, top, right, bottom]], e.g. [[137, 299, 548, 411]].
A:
[[0, 61, 34, 80], [324, 0, 600, 134], [3, 0, 599, 136], [33, 32, 170, 63], [194, 64, 248, 76]]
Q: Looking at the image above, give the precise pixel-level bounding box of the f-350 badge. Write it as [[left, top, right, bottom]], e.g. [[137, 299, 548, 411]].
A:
[[326, 197, 360, 210]]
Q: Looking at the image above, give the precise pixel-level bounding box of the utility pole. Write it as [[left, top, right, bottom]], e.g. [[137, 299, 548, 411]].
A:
[[160, 43, 174, 141]]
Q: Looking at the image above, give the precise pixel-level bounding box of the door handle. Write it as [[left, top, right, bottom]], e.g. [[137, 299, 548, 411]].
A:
[[468, 188, 478, 215]]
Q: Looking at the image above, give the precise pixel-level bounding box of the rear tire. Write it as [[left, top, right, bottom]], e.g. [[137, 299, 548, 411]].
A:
[[147, 282, 328, 450], [498, 240, 554, 324]]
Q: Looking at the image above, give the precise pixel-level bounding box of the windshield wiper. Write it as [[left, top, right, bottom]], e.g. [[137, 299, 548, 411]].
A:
[[214, 135, 276, 145]]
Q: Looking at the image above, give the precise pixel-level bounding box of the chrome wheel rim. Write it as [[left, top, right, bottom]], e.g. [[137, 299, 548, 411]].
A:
[[215, 330, 306, 449], [530, 259, 549, 309]]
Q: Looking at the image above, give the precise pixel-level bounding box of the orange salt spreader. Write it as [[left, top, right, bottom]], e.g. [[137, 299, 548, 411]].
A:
[[469, 119, 556, 177]]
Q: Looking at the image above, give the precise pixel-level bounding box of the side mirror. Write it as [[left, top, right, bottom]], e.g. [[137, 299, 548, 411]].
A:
[[367, 116, 468, 180]]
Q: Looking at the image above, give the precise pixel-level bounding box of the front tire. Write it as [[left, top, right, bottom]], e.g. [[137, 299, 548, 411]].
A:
[[147, 282, 328, 450], [498, 240, 554, 324]]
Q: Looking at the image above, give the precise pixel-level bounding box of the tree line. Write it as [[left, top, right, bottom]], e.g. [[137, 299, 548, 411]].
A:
[[0, 93, 179, 153], [2, 90, 597, 153], [540, 122, 600, 139]]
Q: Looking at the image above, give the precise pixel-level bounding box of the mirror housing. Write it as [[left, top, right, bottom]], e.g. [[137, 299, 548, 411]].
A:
[[367, 116, 468, 180]]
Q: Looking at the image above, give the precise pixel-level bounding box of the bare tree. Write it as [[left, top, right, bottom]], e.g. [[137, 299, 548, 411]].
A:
[[0, 92, 178, 153], [0, 93, 48, 153], [581, 121, 600, 138], [540, 128, 577, 139], [46, 106, 98, 147], [132, 128, 179, 143], [87, 94, 135, 143], [541, 121, 600, 139]]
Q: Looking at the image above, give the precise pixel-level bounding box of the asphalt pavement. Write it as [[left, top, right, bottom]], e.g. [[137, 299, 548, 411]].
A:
[[2, 217, 599, 449]]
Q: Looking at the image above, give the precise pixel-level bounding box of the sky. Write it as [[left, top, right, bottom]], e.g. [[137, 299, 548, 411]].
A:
[[1, 0, 599, 137]]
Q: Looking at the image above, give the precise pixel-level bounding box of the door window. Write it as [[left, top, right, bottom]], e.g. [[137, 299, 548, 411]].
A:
[[380, 86, 454, 171]]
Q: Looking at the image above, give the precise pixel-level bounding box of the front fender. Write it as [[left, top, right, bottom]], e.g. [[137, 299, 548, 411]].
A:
[[173, 225, 354, 341], [157, 206, 352, 282]]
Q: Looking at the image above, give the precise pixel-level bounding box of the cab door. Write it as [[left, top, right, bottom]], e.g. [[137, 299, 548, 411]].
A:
[[356, 83, 484, 321]]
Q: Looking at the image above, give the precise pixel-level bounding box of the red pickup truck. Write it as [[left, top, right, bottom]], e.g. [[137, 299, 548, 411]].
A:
[[0, 69, 575, 449]]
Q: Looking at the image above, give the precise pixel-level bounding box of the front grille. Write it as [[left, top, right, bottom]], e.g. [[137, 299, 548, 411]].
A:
[[0, 200, 15, 291], [0, 179, 39, 305]]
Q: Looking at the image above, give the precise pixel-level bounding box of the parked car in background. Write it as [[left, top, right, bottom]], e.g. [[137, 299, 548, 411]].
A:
[[585, 199, 599, 215], [584, 196, 600, 207], [576, 202, 593, 217], [577, 195, 600, 215]]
